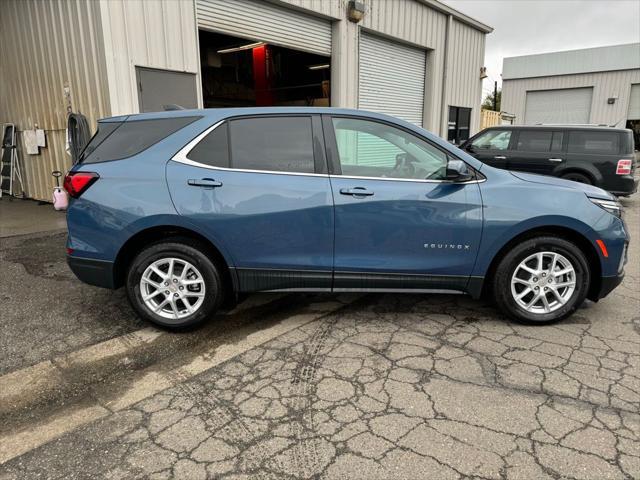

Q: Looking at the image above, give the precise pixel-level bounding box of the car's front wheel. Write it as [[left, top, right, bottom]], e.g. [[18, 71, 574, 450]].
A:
[[126, 239, 223, 329], [492, 236, 590, 323]]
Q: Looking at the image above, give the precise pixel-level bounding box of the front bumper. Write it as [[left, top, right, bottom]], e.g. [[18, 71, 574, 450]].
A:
[[67, 255, 116, 289], [594, 274, 625, 300]]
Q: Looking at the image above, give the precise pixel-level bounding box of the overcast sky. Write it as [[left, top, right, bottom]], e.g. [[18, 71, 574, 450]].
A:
[[442, 0, 640, 100]]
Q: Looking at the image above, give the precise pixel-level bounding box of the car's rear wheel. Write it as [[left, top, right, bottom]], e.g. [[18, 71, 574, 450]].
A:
[[492, 236, 590, 323], [126, 239, 223, 329], [561, 172, 592, 185]]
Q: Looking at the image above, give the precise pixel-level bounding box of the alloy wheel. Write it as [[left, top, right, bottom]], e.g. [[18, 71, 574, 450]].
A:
[[139, 257, 206, 320], [510, 251, 576, 314]]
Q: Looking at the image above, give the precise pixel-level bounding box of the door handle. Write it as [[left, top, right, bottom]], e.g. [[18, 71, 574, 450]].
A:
[[494, 155, 507, 160], [188, 178, 223, 188], [340, 187, 374, 197], [548, 158, 563, 162]]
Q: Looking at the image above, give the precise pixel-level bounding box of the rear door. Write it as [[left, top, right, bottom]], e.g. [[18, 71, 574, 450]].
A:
[[508, 129, 565, 175], [167, 115, 334, 291], [463, 128, 514, 170], [323, 115, 482, 292]]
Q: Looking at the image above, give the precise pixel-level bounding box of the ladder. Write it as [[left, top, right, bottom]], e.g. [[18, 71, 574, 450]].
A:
[[1, 124, 24, 198]]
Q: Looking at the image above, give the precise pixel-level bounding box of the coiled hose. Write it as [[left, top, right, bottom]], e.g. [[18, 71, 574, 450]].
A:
[[67, 113, 91, 164]]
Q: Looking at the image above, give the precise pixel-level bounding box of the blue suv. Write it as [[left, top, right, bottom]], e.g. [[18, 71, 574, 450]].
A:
[[64, 108, 629, 329]]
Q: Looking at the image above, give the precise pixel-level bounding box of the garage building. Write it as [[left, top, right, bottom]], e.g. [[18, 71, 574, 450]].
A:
[[501, 43, 640, 145], [1, 0, 491, 202]]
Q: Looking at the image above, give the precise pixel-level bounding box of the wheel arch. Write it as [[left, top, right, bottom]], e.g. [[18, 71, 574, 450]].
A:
[[113, 225, 237, 296], [481, 225, 602, 301], [557, 167, 600, 185]]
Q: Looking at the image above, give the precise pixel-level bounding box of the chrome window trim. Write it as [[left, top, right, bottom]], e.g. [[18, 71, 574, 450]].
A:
[[331, 174, 485, 184], [171, 120, 328, 178], [172, 119, 485, 184]]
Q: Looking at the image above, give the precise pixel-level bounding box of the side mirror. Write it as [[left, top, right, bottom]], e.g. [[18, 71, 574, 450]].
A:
[[445, 159, 474, 182]]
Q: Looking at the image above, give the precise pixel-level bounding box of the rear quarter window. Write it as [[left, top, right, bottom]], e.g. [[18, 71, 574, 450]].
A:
[[567, 131, 621, 155], [82, 116, 200, 164]]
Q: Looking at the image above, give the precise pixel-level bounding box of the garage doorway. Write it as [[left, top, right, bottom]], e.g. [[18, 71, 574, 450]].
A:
[[359, 33, 426, 127], [524, 88, 593, 125], [627, 84, 640, 150], [198, 30, 331, 108]]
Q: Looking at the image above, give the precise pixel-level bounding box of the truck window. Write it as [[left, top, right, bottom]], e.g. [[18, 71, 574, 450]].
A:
[[568, 131, 620, 155]]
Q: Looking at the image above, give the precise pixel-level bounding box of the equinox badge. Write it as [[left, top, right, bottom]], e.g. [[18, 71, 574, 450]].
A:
[[424, 243, 471, 250]]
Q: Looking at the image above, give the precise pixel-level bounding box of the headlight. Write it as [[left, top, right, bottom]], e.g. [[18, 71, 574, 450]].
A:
[[589, 197, 622, 218]]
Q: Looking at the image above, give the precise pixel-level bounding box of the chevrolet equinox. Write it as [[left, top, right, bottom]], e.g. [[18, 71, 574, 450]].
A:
[[64, 108, 630, 329]]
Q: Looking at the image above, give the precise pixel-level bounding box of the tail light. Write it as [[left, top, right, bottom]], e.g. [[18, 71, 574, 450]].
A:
[[616, 159, 632, 175], [63, 172, 99, 198]]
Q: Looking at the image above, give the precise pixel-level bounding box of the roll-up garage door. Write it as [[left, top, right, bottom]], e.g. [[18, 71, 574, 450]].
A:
[[524, 88, 593, 124], [628, 84, 640, 120], [196, 0, 331, 56], [359, 33, 426, 127]]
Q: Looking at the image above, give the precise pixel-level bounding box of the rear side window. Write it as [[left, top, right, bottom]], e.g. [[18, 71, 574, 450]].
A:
[[79, 122, 121, 162], [187, 123, 229, 168], [568, 131, 620, 155], [515, 130, 564, 152], [517, 130, 553, 152], [228, 117, 315, 173], [82, 116, 200, 163]]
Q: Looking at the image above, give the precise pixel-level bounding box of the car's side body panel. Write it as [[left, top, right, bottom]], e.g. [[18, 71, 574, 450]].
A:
[[166, 160, 334, 291], [472, 166, 627, 279], [65, 107, 629, 305]]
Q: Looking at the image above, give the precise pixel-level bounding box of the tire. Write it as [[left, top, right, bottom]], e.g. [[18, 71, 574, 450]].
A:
[[126, 238, 224, 329], [561, 172, 592, 185], [492, 236, 590, 324]]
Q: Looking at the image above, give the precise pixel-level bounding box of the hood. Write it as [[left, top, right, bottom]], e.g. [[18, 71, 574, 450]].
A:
[[509, 171, 614, 200]]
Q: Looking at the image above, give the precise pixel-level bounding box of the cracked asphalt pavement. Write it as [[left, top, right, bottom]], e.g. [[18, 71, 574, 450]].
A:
[[0, 195, 638, 479]]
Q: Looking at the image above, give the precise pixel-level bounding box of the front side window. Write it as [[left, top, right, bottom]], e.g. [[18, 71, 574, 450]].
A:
[[229, 117, 315, 173], [448, 106, 471, 145], [568, 131, 620, 155], [331, 117, 448, 180], [471, 130, 512, 151]]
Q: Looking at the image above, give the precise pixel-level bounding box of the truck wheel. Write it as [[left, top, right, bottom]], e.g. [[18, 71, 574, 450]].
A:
[[562, 172, 592, 185], [492, 236, 590, 324], [126, 238, 223, 329]]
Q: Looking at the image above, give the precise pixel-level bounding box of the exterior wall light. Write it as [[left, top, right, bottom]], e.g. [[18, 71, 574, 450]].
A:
[[480, 67, 488, 79], [347, 1, 365, 23]]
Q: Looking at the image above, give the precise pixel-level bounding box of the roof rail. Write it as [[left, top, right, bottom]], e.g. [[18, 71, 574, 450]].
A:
[[533, 123, 611, 127]]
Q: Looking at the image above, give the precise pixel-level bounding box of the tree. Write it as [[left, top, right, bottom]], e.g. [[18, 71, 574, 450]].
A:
[[482, 89, 501, 111]]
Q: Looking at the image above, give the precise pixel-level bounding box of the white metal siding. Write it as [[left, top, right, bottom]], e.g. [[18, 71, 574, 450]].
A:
[[524, 88, 593, 124], [0, 0, 110, 202], [98, 0, 200, 116], [502, 69, 640, 127], [628, 84, 640, 120], [359, 33, 426, 126], [196, 0, 331, 56], [503, 43, 640, 80]]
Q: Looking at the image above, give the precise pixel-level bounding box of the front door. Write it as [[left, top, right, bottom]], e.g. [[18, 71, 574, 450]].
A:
[[323, 115, 483, 292], [464, 128, 514, 170], [167, 115, 334, 291]]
